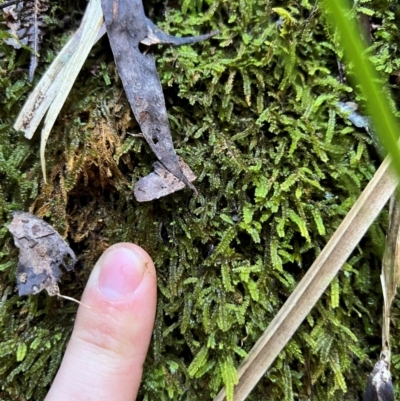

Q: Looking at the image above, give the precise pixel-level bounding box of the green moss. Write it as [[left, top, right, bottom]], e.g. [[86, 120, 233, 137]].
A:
[[0, 0, 399, 399]]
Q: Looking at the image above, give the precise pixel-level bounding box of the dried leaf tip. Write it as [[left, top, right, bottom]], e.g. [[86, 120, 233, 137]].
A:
[[141, 18, 220, 47], [134, 157, 197, 202]]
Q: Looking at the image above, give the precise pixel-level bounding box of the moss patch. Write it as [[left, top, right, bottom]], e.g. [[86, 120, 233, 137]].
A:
[[1, 0, 399, 399]]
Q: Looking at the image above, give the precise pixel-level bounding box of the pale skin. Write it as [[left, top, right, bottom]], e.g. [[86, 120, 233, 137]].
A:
[[45, 243, 157, 401]]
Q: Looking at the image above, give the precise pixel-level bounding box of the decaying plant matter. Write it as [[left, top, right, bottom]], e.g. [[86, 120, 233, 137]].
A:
[[2, 0, 48, 81], [361, 196, 400, 401], [3, 0, 400, 400], [134, 156, 196, 202], [101, 0, 218, 199], [363, 359, 394, 401], [13, 0, 218, 201], [7, 212, 76, 296], [13, 0, 104, 189]]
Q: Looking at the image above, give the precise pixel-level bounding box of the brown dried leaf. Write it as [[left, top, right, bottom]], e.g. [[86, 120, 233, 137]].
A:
[[101, 0, 217, 196], [7, 211, 76, 296], [134, 157, 196, 202]]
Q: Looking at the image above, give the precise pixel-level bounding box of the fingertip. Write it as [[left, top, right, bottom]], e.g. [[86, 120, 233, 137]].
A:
[[105, 243, 155, 270], [80, 243, 156, 308], [46, 243, 157, 401]]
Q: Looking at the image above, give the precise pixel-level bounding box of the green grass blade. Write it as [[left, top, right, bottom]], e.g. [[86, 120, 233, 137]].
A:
[[322, 0, 400, 177]]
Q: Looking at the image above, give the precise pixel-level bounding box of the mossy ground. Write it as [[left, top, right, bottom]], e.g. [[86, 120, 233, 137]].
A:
[[1, 0, 400, 400]]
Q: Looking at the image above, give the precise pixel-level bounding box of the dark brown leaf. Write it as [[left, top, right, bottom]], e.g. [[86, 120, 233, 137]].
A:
[[100, 0, 217, 199], [7, 211, 76, 296], [363, 359, 394, 401]]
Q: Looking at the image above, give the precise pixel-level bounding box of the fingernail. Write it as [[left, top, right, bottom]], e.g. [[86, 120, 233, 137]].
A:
[[97, 247, 145, 300]]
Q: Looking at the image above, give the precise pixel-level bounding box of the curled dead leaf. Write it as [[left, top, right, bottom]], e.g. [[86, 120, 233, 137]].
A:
[[363, 358, 394, 401], [7, 211, 76, 296], [134, 157, 196, 202]]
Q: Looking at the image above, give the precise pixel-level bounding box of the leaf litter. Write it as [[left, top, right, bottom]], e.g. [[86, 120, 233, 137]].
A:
[[14, 0, 218, 201], [7, 211, 89, 307], [101, 0, 218, 199]]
